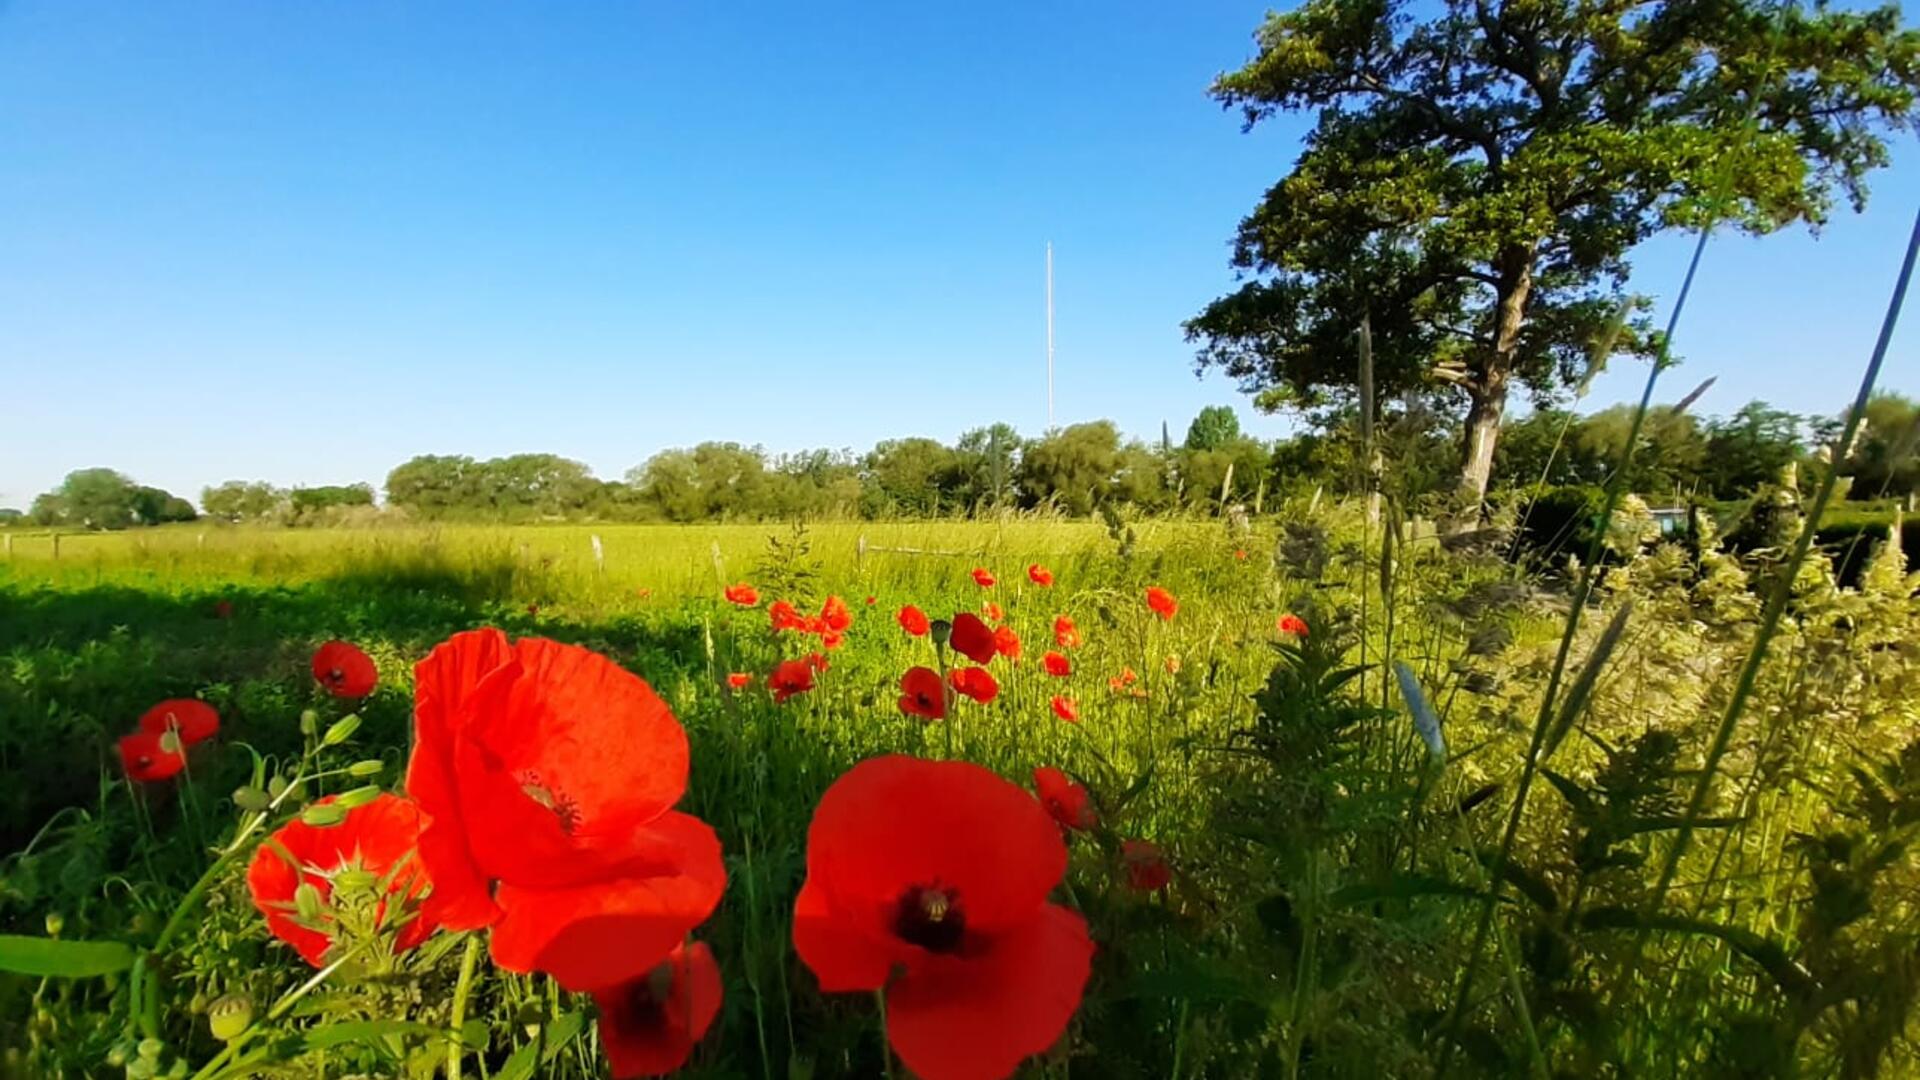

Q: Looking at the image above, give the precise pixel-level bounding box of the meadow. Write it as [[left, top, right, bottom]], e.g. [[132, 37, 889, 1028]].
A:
[[1, 500, 1917, 1079]]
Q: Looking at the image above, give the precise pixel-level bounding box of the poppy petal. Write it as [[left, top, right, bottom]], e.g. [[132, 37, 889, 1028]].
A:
[[886, 904, 1094, 1080], [117, 731, 185, 782], [137, 699, 220, 746], [595, 941, 724, 1078], [792, 876, 897, 992], [804, 756, 1063, 935], [488, 811, 726, 991]]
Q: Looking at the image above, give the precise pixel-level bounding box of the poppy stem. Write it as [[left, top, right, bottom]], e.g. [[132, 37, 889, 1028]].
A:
[[873, 989, 896, 1080], [448, 932, 484, 1080]]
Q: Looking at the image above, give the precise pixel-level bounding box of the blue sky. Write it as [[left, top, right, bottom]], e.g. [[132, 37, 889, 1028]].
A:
[[1, 2, 1915, 508]]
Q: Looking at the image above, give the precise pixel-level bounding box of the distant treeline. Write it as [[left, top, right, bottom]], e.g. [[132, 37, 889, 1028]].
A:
[[5, 395, 1916, 530]]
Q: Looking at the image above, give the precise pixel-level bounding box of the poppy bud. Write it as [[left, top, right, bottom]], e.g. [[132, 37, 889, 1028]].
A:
[[930, 619, 953, 646], [332, 867, 378, 895], [294, 882, 325, 922], [43, 912, 62, 937], [232, 787, 269, 812], [267, 775, 289, 800], [138, 1038, 164, 1061], [322, 714, 361, 747], [335, 785, 381, 810], [207, 995, 253, 1042], [300, 803, 347, 828], [299, 709, 319, 737], [157, 731, 184, 756], [347, 759, 384, 778], [106, 1042, 130, 1067], [126, 1058, 156, 1080]]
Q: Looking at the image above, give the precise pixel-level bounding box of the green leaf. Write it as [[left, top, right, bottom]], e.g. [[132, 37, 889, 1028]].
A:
[[1329, 874, 1500, 907], [1540, 768, 1594, 817], [1542, 602, 1632, 760], [1575, 907, 1811, 996], [495, 1012, 587, 1080], [297, 1020, 446, 1052], [0, 934, 135, 977]]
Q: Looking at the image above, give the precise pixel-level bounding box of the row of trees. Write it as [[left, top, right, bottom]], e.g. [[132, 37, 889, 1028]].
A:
[[8, 395, 1912, 530]]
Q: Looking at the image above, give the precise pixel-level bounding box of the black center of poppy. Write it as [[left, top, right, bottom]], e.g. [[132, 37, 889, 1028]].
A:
[[327, 667, 344, 683], [893, 884, 966, 953]]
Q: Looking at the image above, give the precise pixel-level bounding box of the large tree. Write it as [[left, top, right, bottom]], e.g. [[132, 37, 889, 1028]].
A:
[[1187, 0, 1920, 501]]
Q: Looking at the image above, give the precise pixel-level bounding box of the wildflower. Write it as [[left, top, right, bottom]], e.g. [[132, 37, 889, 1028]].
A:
[[212, 599, 234, 619], [1121, 840, 1170, 892], [406, 629, 725, 991], [118, 731, 186, 782], [993, 624, 1022, 661], [138, 699, 220, 747], [1042, 651, 1072, 677], [948, 666, 1000, 704], [949, 613, 996, 665], [971, 567, 996, 588], [1164, 655, 1181, 675], [1145, 586, 1178, 621], [1028, 564, 1054, 586], [769, 600, 804, 632], [821, 630, 846, 650], [982, 600, 1004, 623], [1053, 615, 1081, 649], [821, 595, 852, 633], [865, 595, 876, 606], [1033, 767, 1097, 832], [527, 603, 540, 617], [771, 659, 818, 703], [804, 652, 831, 673], [898, 605, 931, 637], [1234, 549, 1248, 562], [726, 673, 752, 690], [312, 641, 377, 699], [593, 941, 722, 1078], [1108, 668, 1145, 697], [245, 793, 437, 967], [724, 583, 759, 606], [1278, 613, 1309, 637], [792, 756, 1093, 1080], [898, 667, 947, 721], [1050, 695, 1080, 723]]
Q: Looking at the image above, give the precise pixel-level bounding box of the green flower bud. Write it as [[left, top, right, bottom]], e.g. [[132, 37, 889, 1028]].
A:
[[300, 802, 347, 828], [43, 912, 63, 938], [322, 714, 361, 747], [157, 731, 184, 756], [332, 867, 378, 895], [294, 882, 325, 922], [137, 1038, 164, 1060], [930, 618, 953, 646], [105, 1043, 129, 1068], [126, 1057, 156, 1080], [231, 787, 270, 812], [347, 759, 384, 778], [299, 709, 319, 737], [208, 995, 253, 1042], [335, 785, 381, 810], [266, 775, 289, 800]]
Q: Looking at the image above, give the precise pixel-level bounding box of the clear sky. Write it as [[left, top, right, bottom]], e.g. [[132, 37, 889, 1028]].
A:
[[2, 1, 1915, 509]]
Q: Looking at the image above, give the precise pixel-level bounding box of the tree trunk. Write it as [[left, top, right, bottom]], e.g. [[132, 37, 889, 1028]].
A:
[[1456, 251, 1534, 503]]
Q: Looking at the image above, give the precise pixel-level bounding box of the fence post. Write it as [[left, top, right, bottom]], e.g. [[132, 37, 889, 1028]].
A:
[[51, 533, 61, 559], [857, 534, 867, 571]]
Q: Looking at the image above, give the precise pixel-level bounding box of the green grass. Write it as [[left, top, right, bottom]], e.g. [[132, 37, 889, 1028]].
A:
[[2, 507, 1917, 1078]]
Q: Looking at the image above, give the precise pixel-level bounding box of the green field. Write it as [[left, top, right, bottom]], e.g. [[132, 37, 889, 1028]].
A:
[[2, 509, 1917, 1078]]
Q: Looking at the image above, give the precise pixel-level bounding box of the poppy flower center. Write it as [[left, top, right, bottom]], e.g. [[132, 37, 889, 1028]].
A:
[[516, 771, 582, 834], [327, 667, 344, 684], [893, 883, 966, 953]]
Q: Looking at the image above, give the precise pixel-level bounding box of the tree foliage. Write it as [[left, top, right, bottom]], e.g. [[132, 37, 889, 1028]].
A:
[[1188, 0, 1920, 499]]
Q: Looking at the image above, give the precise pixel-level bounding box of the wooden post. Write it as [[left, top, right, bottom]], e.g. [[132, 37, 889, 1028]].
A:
[[51, 533, 61, 559], [1218, 462, 1235, 515], [1253, 475, 1266, 517], [857, 534, 867, 571]]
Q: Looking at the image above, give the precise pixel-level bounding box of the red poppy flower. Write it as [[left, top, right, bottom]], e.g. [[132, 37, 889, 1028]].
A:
[[865, 595, 877, 606], [1027, 564, 1053, 587], [1108, 668, 1145, 697], [821, 630, 846, 650], [118, 731, 185, 782], [1042, 651, 1071, 678], [212, 599, 234, 619], [1050, 695, 1080, 723], [799, 615, 828, 636], [982, 601, 1004, 624], [1234, 549, 1248, 561], [792, 756, 1094, 1080], [1278, 613, 1310, 637], [246, 793, 437, 968], [898, 667, 947, 721], [724, 583, 759, 606], [1164, 655, 1182, 675], [1053, 615, 1081, 650], [992, 624, 1021, 661], [312, 641, 378, 699], [527, 603, 540, 617], [637, 588, 654, 599], [1033, 767, 1096, 832], [971, 567, 996, 588], [820, 595, 853, 633], [593, 940, 723, 1078], [726, 673, 752, 690], [1145, 586, 1178, 621], [406, 629, 726, 991], [805, 652, 830, 672], [138, 699, 220, 747], [769, 600, 804, 632], [770, 658, 817, 703], [949, 613, 996, 665], [898, 605, 931, 637], [1122, 840, 1170, 892], [948, 666, 1000, 704]]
